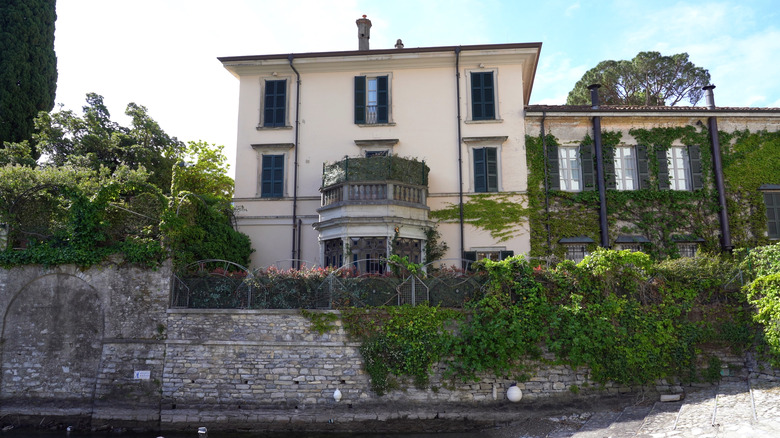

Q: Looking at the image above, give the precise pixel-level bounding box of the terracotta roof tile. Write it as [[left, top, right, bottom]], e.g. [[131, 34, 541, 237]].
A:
[[526, 104, 780, 113]]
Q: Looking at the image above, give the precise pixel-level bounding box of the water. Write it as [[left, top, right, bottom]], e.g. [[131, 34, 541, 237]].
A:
[[0, 430, 483, 438]]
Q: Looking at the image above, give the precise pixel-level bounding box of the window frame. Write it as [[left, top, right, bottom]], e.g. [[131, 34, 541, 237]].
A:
[[667, 146, 692, 191], [558, 146, 582, 192], [472, 146, 499, 193], [613, 146, 638, 191], [260, 78, 290, 128], [252, 143, 293, 198], [466, 69, 500, 122], [260, 154, 285, 198], [354, 74, 392, 125]]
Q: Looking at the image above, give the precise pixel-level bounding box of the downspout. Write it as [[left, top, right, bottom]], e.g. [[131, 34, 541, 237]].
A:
[[455, 47, 465, 261], [541, 112, 551, 254], [589, 84, 610, 248], [289, 54, 301, 268], [703, 85, 732, 252]]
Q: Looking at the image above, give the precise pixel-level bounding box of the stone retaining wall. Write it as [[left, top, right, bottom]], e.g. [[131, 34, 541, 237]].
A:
[[0, 264, 775, 433]]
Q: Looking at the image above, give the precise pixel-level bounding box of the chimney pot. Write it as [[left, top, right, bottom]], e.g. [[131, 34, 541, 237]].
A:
[[395, 39, 404, 49], [356, 15, 372, 51], [587, 84, 601, 109], [702, 85, 716, 109]]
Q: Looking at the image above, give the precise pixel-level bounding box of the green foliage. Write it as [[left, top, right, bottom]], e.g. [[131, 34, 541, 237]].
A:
[[342, 305, 459, 395], [322, 155, 429, 187], [526, 124, 773, 259], [430, 194, 531, 242], [0, 0, 57, 153], [566, 52, 710, 106], [172, 141, 234, 200], [35, 93, 185, 193], [423, 227, 448, 265], [738, 242, 780, 280], [342, 248, 769, 395], [300, 310, 340, 335], [163, 194, 252, 269]]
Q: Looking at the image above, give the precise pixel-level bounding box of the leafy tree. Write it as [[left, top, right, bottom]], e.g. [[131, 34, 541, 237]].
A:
[[172, 141, 234, 199], [35, 93, 184, 191], [567, 52, 710, 106], [0, 0, 57, 154]]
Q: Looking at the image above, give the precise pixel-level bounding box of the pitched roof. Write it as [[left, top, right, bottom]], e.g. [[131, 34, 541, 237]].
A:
[[526, 104, 780, 113]]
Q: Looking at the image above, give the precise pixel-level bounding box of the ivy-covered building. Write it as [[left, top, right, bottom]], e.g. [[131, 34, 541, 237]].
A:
[[220, 17, 541, 270], [525, 89, 780, 262]]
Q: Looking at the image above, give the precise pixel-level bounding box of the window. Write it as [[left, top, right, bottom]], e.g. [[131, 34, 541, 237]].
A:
[[263, 79, 287, 127], [614, 146, 638, 190], [667, 147, 691, 191], [677, 243, 698, 258], [558, 146, 581, 191], [365, 150, 388, 157], [473, 147, 498, 193], [765, 191, 780, 239], [463, 249, 514, 263], [261, 155, 284, 198], [324, 238, 344, 268], [470, 71, 495, 120], [565, 245, 588, 263], [355, 75, 389, 124], [658, 145, 703, 191]]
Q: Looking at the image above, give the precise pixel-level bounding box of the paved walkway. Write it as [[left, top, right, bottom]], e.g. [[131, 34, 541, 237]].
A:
[[492, 379, 780, 437]]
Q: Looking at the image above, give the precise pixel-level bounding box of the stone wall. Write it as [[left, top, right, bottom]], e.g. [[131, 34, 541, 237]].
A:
[[0, 264, 773, 432]]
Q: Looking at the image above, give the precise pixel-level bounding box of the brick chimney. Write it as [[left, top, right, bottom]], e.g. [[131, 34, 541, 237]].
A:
[[356, 15, 371, 50]]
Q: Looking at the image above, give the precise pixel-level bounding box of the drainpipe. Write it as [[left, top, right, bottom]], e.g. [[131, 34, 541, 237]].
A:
[[703, 85, 732, 252], [589, 84, 609, 248], [289, 54, 301, 268], [455, 47, 465, 262], [541, 112, 551, 254]]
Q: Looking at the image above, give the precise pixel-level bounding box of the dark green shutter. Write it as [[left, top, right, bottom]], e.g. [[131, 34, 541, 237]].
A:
[[766, 193, 779, 239], [604, 146, 616, 190], [581, 143, 594, 191], [354, 76, 366, 124], [463, 251, 477, 270], [261, 155, 284, 198], [486, 147, 498, 192], [688, 145, 703, 190], [376, 76, 388, 123], [547, 143, 560, 190], [636, 144, 650, 189], [657, 148, 670, 190], [474, 148, 487, 192], [471, 72, 495, 120], [264, 80, 286, 127], [499, 250, 514, 260]]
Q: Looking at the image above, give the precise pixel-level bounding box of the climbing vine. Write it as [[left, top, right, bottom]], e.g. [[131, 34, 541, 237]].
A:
[[430, 194, 531, 242], [525, 124, 779, 259]]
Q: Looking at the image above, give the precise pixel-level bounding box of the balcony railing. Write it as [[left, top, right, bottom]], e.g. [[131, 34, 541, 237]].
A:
[[321, 181, 426, 207]]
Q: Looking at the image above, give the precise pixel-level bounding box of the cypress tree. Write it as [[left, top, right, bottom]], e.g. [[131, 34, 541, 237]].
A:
[[0, 0, 57, 157]]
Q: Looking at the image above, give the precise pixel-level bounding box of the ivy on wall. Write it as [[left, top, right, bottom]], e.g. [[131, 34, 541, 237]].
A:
[[430, 194, 531, 242], [526, 124, 780, 259]]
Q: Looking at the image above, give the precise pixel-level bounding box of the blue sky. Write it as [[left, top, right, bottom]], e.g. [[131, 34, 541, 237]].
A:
[[54, 0, 780, 174]]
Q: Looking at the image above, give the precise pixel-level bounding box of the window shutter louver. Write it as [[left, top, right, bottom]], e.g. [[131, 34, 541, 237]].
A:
[[581, 143, 595, 191], [547, 144, 560, 190], [486, 147, 498, 192], [376, 76, 388, 123], [604, 146, 616, 190], [656, 148, 670, 190], [636, 144, 650, 189], [499, 250, 514, 260], [474, 148, 486, 193], [688, 145, 703, 190], [354, 76, 366, 124]]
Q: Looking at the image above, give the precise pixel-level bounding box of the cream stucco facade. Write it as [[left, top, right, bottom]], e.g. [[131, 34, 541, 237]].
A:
[[220, 42, 541, 269]]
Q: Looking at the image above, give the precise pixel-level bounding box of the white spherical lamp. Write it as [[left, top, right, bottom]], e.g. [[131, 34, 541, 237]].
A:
[[333, 388, 342, 402], [506, 385, 522, 402]]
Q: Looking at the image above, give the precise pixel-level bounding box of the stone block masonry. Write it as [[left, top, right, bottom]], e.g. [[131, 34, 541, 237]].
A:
[[0, 264, 775, 433]]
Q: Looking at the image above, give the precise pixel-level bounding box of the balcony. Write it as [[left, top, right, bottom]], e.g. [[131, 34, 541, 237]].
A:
[[320, 155, 429, 208]]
